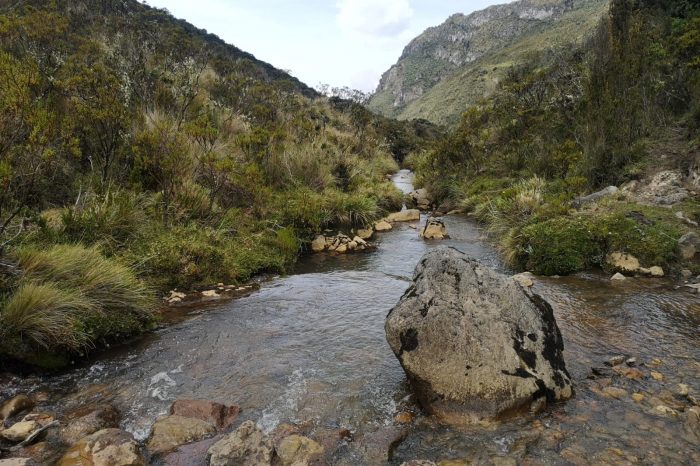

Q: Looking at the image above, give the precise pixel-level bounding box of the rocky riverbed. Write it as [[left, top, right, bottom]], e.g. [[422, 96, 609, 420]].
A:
[[1, 170, 699, 465]]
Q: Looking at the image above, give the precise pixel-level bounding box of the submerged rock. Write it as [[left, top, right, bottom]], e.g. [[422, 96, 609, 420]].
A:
[[385, 247, 573, 425], [61, 404, 121, 446], [207, 421, 274, 466], [170, 400, 240, 431], [0, 395, 34, 422], [57, 429, 144, 466], [276, 435, 324, 465]]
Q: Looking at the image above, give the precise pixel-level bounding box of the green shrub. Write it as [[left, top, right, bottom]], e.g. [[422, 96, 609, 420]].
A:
[[324, 190, 379, 228], [521, 217, 602, 275], [596, 212, 680, 269], [56, 190, 147, 253]]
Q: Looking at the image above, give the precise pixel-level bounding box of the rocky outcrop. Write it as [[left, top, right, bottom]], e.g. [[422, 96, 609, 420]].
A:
[[635, 170, 690, 205], [207, 421, 274, 466], [368, 0, 604, 124], [57, 429, 145, 466], [385, 247, 573, 425]]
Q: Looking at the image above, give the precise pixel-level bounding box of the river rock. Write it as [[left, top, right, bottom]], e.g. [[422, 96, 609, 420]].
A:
[[0, 395, 34, 422], [385, 247, 573, 425], [170, 400, 240, 431], [606, 252, 641, 273], [357, 426, 407, 464], [61, 404, 121, 445], [57, 429, 144, 466], [357, 229, 374, 240], [420, 218, 448, 240], [679, 232, 699, 260], [611, 273, 627, 281], [276, 435, 324, 465], [386, 210, 421, 223], [147, 415, 217, 455], [1, 421, 39, 443], [409, 189, 431, 210], [161, 435, 221, 466], [375, 220, 393, 232], [0, 460, 33, 466], [684, 406, 700, 442], [311, 236, 327, 253], [207, 420, 274, 466]]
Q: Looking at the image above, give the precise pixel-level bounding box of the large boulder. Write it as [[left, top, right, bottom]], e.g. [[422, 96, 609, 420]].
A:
[[385, 247, 573, 425], [57, 429, 144, 466]]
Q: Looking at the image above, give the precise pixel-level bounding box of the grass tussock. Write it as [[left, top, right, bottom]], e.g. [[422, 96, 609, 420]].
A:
[[0, 244, 155, 366]]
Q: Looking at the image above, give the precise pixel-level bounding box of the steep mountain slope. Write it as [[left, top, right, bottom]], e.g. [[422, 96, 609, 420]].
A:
[[369, 0, 609, 125]]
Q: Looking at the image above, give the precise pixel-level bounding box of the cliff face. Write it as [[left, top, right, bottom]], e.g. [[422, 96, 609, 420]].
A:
[[369, 0, 607, 125]]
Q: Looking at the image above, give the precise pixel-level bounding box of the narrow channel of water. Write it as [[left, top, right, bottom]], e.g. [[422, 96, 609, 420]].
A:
[[1, 169, 698, 464]]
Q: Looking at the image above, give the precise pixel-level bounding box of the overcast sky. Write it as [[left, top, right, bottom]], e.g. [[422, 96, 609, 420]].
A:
[[142, 0, 505, 92]]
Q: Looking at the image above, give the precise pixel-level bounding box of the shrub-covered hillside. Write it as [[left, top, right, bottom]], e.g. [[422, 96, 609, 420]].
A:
[[411, 0, 700, 276], [0, 0, 438, 366]]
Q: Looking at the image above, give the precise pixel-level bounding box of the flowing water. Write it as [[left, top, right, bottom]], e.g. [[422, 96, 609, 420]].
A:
[[1, 170, 699, 464]]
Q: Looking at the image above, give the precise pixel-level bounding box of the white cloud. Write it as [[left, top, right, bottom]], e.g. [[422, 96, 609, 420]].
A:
[[336, 0, 414, 38]]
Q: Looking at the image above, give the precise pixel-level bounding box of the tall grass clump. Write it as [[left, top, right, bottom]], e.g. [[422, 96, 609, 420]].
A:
[[0, 244, 155, 366]]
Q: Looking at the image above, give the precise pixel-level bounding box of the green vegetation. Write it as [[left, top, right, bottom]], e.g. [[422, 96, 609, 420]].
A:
[[412, 0, 700, 275], [0, 0, 437, 367]]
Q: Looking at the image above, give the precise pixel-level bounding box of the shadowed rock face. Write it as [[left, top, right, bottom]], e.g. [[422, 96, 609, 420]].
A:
[[385, 247, 572, 425]]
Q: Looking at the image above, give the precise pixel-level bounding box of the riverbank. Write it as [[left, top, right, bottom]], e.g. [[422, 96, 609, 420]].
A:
[[1, 202, 698, 464]]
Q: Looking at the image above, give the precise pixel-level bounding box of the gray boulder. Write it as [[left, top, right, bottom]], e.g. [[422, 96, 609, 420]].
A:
[[572, 186, 618, 208], [385, 247, 573, 425]]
